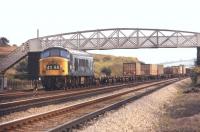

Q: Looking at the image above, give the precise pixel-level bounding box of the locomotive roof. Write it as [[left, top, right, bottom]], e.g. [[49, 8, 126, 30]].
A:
[[66, 48, 92, 56], [44, 47, 92, 56]]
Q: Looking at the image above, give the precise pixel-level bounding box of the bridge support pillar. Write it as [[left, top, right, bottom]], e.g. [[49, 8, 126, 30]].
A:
[[28, 52, 41, 80], [197, 47, 200, 66], [194, 47, 200, 85]]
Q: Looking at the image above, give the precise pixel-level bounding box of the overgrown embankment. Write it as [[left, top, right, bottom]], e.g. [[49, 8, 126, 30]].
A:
[[93, 54, 139, 77]]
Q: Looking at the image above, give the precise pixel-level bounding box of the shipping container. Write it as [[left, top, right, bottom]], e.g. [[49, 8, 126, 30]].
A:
[[141, 64, 157, 75], [157, 65, 164, 75], [172, 66, 181, 74], [123, 62, 141, 76], [164, 65, 186, 75], [180, 65, 186, 74], [164, 67, 173, 74]]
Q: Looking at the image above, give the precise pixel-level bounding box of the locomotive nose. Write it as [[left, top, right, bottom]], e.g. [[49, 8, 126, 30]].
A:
[[39, 57, 69, 76]]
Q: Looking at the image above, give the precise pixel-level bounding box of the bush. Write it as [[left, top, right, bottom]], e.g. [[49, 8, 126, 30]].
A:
[[101, 67, 112, 76], [15, 60, 28, 73]]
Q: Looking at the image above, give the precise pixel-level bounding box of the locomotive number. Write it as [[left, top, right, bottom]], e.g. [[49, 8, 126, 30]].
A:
[[46, 64, 60, 70]]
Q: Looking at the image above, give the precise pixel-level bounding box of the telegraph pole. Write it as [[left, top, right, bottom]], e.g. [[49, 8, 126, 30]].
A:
[[37, 29, 39, 38]]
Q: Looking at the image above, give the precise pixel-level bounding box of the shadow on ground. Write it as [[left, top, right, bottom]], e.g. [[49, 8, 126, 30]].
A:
[[160, 85, 200, 132], [168, 92, 200, 118]]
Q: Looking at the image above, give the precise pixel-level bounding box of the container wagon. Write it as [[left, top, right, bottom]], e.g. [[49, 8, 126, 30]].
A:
[[157, 65, 164, 75], [123, 62, 141, 76], [180, 65, 186, 74], [141, 64, 157, 75]]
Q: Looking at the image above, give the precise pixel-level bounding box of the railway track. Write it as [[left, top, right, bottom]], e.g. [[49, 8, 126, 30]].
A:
[[0, 89, 63, 102], [0, 82, 147, 102], [0, 81, 151, 102], [0, 77, 179, 103], [0, 86, 104, 102], [0, 79, 174, 116], [0, 78, 179, 132]]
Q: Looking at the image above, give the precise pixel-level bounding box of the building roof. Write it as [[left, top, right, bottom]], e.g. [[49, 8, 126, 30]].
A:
[[0, 45, 17, 57]]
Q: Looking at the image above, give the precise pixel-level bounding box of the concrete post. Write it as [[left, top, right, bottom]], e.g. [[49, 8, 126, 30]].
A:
[[0, 75, 2, 91], [195, 47, 200, 85], [0, 74, 4, 91]]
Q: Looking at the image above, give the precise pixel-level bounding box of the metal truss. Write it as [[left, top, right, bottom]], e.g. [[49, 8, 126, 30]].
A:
[[36, 28, 200, 50], [0, 28, 200, 73]]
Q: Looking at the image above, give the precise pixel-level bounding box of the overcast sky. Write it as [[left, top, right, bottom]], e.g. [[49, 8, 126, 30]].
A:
[[0, 0, 199, 65]]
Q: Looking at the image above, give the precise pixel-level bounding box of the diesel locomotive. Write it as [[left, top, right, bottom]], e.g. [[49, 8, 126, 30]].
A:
[[39, 47, 94, 90]]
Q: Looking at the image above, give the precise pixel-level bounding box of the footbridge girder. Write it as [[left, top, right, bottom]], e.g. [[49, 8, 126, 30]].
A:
[[1, 28, 200, 73]]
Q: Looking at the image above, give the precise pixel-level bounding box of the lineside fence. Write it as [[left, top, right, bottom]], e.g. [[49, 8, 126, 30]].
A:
[[6, 79, 42, 91]]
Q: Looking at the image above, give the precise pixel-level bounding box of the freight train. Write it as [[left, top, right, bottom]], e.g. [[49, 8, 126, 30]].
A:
[[123, 63, 164, 76], [39, 47, 188, 90], [123, 63, 189, 77]]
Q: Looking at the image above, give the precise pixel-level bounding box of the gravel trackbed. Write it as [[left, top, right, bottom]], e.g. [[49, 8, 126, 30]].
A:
[[77, 78, 191, 132]]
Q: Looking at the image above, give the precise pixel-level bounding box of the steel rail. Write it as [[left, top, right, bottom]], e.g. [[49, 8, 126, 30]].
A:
[[0, 78, 178, 131], [0, 85, 116, 102], [49, 79, 178, 132], [0, 79, 173, 116], [0, 83, 130, 108], [0, 89, 66, 102], [0, 81, 145, 101], [0, 84, 127, 115]]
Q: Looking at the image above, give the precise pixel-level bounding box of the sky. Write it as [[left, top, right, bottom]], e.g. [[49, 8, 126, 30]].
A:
[[0, 0, 199, 65]]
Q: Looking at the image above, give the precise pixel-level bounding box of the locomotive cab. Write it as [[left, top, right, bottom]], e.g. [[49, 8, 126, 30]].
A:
[[39, 48, 70, 76]]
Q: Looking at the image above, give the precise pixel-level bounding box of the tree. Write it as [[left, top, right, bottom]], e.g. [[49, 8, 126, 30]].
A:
[[0, 37, 9, 46], [15, 60, 28, 73], [14, 59, 29, 80], [101, 67, 112, 76]]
